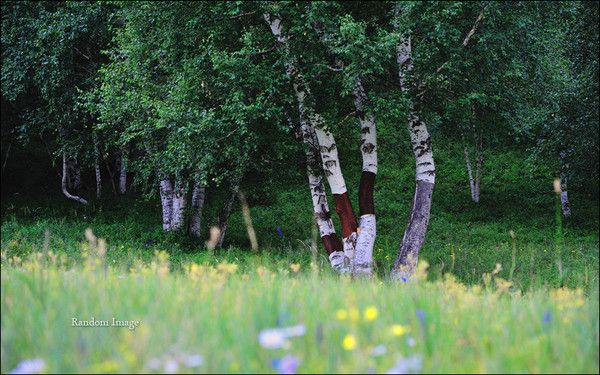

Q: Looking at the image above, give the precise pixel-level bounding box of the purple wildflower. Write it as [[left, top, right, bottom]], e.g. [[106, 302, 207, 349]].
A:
[[542, 310, 552, 324], [271, 355, 300, 374], [277, 226, 284, 238], [416, 309, 425, 324]]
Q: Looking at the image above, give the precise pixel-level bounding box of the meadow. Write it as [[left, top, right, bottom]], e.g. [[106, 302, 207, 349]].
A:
[[1, 147, 599, 373]]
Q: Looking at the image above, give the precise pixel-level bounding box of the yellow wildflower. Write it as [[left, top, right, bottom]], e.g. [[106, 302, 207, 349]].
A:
[[290, 263, 301, 273], [391, 324, 411, 336], [342, 334, 357, 350], [336, 309, 348, 320], [364, 306, 378, 321]]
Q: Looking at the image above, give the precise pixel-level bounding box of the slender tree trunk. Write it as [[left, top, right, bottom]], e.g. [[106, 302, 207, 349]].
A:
[[352, 78, 378, 276], [2, 141, 11, 175], [159, 177, 174, 231], [559, 151, 572, 218], [93, 137, 102, 199], [238, 190, 258, 251], [464, 146, 478, 202], [103, 153, 118, 195], [265, 12, 357, 272], [474, 135, 482, 203], [118, 149, 127, 194], [216, 184, 239, 249], [391, 33, 436, 281], [62, 154, 88, 205], [170, 177, 188, 231], [188, 181, 206, 238]]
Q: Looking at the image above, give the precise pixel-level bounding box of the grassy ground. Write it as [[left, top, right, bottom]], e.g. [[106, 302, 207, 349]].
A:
[[1, 250, 598, 373], [1, 147, 599, 373]]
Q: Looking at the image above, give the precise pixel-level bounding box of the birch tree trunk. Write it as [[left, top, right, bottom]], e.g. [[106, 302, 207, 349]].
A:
[[216, 184, 239, 249], [474, 135, 482, 203], [464, 146, 477, 201], [559, 151, 572, 218], [188, 181, 206, 238], [66, 157, 82, 192], [118, 149, 127, 194], [391, 33, 436, 281], [62, 154, 88, 205], [159, 177, 174, 231], [352, 78, 378, 276], [170, 177, 188, 231], [93, 137, 101, 199], [264, 12, 357, 272]]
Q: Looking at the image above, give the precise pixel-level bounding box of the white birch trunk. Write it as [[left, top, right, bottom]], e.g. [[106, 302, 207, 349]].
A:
[[62, 154, 88, 205], [159, 177, 174, 231], [171, 178, 188, 231], [238, 190, 258, 251], [352, 78, 378, 276], [188, 181, 206, 238], [391, 32, 436, 281], [464, 146, 477, 202], [118, 150, 127, 194], [559, 151, 572, 218], [265, 12, 354, 272], [93, 137, 101, 199]]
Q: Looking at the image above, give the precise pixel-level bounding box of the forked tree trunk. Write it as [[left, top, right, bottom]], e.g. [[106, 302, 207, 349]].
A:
[[216, 184, 239, 249], [265, 12, 357, 273], [159, 177, 174, 231], [62, 154, 88, 205], [391, 33, 436, 281], [559, 151, 571, 218], [188, 181, 206, 238], [352, 78, 378, 276]]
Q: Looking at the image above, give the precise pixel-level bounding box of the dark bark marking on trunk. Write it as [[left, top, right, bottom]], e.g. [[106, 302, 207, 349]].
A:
[[333, 192, 359, 238], [359, 171, 376, 216]]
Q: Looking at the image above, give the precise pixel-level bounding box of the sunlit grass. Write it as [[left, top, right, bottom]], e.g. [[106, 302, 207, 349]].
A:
[[1, 245, 598, 373]]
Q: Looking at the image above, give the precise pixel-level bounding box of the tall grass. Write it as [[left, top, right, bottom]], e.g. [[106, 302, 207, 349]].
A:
[[1, 247, 598, 373]]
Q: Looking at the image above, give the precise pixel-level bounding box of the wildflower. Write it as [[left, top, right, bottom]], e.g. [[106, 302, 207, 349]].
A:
[[342, 334, 357, 351], [385, 355, 423, 374], [164, 359, 179, 373], [290, 263, 301, 273], [391, 324, 411, 337], [371, 344, 387, 357], [277, 226, 284, 238], [8, 358, 45, 374], [364, 306, 379, 321], [416, 309, 425, 324], [259, 325, 306, 349], [183, 354, 204, 368], [542, 310, 552, 324], [271, 355, 300, 374], [406, 336, 417, 347]]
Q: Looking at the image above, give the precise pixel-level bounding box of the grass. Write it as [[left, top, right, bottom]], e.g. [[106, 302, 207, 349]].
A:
[[1, 249, 598, 373]]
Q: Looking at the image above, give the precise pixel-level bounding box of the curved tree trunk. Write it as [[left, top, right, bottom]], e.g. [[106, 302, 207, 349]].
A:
[[188, 181, 206, 238], [391, 33, 436, 281], [352, 78, 378, 277], [62, 154, 88, 205]]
